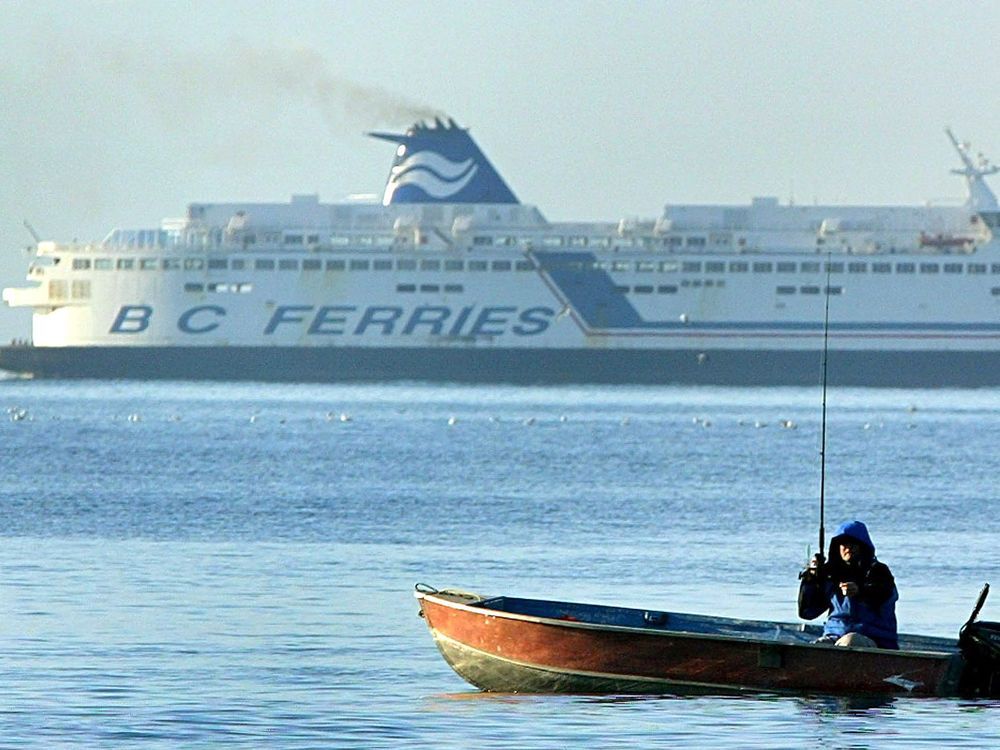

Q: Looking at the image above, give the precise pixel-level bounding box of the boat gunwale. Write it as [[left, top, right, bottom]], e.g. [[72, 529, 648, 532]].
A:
[[416, 590, 959, 659]]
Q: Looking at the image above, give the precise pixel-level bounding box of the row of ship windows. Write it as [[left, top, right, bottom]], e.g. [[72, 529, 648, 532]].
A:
[[71, 257, 537, 272], [182, 282, 468, 295], [608, 283, 1000, 296], [174, 281, 830, 297], [63, 277, 1000, 301], [184, 282, 465, 294], [613, 283, 844, 295], [184, 283, 254, 294], [653, 284, 1000, 297], [587, 260, 1000, 275], [231, 233, 710, 249], [178, 280, 791, 296], [69, 257, 1000, 275], [48, 280, 91, 300], [235, 233, 938, 250]]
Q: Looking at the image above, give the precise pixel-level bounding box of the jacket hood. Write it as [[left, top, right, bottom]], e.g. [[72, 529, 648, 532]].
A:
[[829, 520, 876, 559]]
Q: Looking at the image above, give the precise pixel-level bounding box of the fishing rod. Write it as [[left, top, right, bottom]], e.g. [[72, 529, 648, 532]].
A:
[[818, 254, 833, 557]]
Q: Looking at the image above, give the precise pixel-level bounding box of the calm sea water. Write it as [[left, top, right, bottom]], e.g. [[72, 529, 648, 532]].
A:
[[1, 378, 997, 748]]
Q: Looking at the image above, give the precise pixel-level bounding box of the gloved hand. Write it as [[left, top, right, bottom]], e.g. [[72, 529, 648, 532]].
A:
[[799, 553, 825, 581]]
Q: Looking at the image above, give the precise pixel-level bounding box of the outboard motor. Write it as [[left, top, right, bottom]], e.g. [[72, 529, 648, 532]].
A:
[[958, 584, 1000, 696]]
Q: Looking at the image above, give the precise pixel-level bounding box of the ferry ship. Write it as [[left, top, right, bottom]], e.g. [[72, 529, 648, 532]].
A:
[[3, 121, 1000, 386]]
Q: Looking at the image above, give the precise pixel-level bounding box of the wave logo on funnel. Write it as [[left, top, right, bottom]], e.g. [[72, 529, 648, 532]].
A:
[[370, 119, 519, 205], [383, 151, 479, 203]]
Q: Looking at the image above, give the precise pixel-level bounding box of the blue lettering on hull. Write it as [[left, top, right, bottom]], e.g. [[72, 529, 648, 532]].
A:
[[109, 304, 556, 338], [109, 305, 153, 333], [178, 305, 226, 333]]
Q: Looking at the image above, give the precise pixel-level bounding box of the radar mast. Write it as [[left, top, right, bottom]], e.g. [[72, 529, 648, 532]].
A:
[[946, 127, 999, 210]]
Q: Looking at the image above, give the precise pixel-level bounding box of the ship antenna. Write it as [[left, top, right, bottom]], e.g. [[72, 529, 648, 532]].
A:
[[818, 253, 833, 556], [23, 220, 41, 245], [945, 127, 1000, 210]]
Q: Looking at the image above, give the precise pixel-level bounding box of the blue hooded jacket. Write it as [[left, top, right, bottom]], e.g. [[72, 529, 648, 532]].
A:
[[798, 520, 899, 649]]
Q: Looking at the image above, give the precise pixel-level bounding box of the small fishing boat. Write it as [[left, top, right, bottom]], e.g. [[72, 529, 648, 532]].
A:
[[415, 583, 999, 696], [416, 263, 1000, 698]]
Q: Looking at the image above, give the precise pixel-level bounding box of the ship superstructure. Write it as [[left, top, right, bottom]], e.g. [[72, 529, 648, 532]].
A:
[[2, 120, 1000, 385]]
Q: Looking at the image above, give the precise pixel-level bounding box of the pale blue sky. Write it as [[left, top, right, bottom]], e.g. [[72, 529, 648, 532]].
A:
[[3, 0, 1000, 340]]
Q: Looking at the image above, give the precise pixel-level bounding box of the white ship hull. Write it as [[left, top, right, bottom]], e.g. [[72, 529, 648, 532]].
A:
[[3, 121, 1000, 385]]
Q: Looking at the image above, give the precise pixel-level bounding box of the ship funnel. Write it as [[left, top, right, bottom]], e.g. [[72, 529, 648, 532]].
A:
[[369, 120, 519, 205]]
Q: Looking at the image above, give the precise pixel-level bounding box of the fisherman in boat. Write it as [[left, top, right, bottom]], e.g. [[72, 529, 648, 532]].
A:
[[798, 520, 899, 649]]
